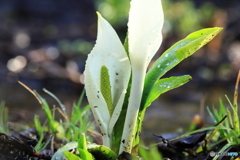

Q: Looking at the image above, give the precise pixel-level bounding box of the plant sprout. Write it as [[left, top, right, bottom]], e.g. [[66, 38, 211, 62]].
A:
[[84, 0, 222, 155]]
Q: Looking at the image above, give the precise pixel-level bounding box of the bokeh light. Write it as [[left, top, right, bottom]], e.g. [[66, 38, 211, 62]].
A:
[[7, 56, 27, 73], [14, 32, 30, 49]]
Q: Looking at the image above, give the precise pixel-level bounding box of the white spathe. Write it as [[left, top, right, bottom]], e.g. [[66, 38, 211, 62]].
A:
[[84, 12, 131, 147], [84, 0, 164, 153], [120, 0, 164, 153], [128, 0, 164, 69]]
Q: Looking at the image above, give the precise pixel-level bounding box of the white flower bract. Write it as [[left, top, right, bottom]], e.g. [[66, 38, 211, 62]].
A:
[[84, 12, 131, 147], [84, 0, 164, 153]]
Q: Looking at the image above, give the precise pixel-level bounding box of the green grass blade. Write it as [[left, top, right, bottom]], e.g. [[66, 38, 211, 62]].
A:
[[212, 142, 233, 160], [34, 115, 43, 135], [207, 106, 217, 124], [218, 99, 229, 127], [227, 108, 233, 129], [35, 134, 52, 152], [233, 71, 239, 132], [76, 90, 85, 111], [34, 112, 52, 152], [225, 95, 239, 132], [43, 88, 69, 122], [34, 91, 56, 133], [0, 102, 8, 133]]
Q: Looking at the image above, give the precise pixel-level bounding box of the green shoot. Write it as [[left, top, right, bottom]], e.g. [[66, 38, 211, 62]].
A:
[[207, 71, 240, 159], [0, 102, 8, 133], [139, 145, 162, 160]]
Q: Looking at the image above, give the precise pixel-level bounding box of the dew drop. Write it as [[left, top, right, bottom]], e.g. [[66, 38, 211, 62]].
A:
[[157, 64, 160, 68]]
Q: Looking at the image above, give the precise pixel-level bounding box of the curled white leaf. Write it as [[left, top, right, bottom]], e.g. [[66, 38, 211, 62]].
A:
[[128, 0, 164, 69], [120, 0, 164, 154], [84, 12, 131, 147]]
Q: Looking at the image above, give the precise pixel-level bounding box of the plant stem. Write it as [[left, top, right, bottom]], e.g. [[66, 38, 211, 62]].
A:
[[102, 134, 111, 148], [119, 66, 145, 154], [233, 71, 240, 132], [91, 108, 111, 148]]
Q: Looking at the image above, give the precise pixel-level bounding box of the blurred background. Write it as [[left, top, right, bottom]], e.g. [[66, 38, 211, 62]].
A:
[[0, 0, 240, 142]]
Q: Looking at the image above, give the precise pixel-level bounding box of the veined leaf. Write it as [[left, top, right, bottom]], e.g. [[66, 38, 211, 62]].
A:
[[63, 151, 82, 160], [142, 27, 222, 110], [77, 134, 95, 160], [145, 75, 192, 107], [78, 134, 88, 151], [78, 149, 94, 160], [87, 144, 118, 160], [132, 27, 222, 153], [131, 75, 191, 153], [77, 134, 94, 160]]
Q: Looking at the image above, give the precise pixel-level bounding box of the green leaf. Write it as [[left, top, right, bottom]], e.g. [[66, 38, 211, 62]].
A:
[[34, 91, 56, 133], [142, 27, 222, 110], [34, 115, 51, 152], [207, 106, 216, 123], [111, 75, 133, 154], [111, 49, 132, 154], [123, 33, 130, 57], [0, 102, 8, 133], [51, 142, 78, 160], [139, 145, 162, 160], [43, 88, 68, 121], [100, 65, 113, 116], [132, 27, 222, 153], [78, 149, 94, 160], [131, 75, 191, 152], [111, 106, 127, 154], [78, 134, 88, 150], [77, 134, 94, 160], [87, 144, 118, 160], [63, 151, 82, 160], [145, 75, 192, 108]]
